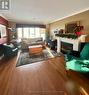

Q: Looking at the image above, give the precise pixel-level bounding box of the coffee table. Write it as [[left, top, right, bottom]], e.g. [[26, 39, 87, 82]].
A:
[[28, 45, 43, 55]]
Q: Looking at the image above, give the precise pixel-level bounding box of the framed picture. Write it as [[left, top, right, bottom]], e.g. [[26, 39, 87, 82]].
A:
[[0, 24, 7, 38], [65, 21, 80, 33]]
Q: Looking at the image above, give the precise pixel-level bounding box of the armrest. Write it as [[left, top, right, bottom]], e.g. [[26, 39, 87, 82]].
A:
[[65, 50, 80, 62], [12, 48, 18, 52]]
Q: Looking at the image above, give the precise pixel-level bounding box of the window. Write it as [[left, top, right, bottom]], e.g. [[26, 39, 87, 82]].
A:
[[40, 28, 45, 40], [17, 28, 22, 38], [17, 27, 46, 40], [23, 28, 29, 38], [29, 28, 35, 38], [35, 28, 40, 38]]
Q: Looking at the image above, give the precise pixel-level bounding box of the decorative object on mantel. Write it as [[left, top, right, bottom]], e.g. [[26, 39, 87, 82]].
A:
[[55, 34, 78, 39], [54, 29, 64, 34], [59, 29, 64, 34], [65, 21, 80, 33], [55, 25, 84, 39], [54, 29, 58, 34], [74, 26, 84, 36]]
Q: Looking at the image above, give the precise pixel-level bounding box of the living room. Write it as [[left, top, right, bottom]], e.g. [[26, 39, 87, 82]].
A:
[[0, 0, 89, 95]]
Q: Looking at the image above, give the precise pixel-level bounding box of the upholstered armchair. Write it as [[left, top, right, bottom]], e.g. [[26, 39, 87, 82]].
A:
[[2, 44, 18, 58], [47, 39, 57, 50], [65, 43, 89, 73]]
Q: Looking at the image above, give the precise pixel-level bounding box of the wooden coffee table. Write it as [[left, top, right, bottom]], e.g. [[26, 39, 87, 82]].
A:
[[28, 45, 43, 55]]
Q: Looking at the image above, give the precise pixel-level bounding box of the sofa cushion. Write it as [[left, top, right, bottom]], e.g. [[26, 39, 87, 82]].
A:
[[66, 59, 89, 72]]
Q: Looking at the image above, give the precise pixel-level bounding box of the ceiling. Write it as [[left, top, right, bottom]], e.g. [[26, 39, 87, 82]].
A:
[[0, 0, 89, 24]]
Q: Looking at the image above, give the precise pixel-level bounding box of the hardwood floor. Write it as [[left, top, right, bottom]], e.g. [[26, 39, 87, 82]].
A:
[[0, 54, 89, 95]]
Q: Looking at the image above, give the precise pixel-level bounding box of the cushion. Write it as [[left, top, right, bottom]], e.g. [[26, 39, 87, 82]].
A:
[[66, 59, 89, 72], [80, 43, 89, 59]]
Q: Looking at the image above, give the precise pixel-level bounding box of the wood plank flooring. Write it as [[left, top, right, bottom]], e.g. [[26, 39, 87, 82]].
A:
[[0, 54, 89, 95]]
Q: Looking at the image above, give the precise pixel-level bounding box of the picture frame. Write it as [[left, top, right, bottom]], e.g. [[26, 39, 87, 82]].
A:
[[0, 24, 7, 38], [65, 21, 80, 33]]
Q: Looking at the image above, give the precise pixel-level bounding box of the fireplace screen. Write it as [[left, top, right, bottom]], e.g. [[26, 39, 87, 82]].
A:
[[61, 42, 73, 53]]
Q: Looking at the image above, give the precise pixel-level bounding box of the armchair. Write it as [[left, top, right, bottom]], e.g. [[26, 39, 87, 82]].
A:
[[2, 44, 18, 58], [65, 43, 89, 73], [47, 39, 57, 50]]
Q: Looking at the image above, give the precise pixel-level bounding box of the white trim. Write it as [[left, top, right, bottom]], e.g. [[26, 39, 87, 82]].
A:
[[49, 8, 89, 24], [0, 14, 8, 20]]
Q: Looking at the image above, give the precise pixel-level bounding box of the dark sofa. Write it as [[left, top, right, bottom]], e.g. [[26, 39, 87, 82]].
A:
[[65, 43, 89, 73], [0, 44, 18, 59]]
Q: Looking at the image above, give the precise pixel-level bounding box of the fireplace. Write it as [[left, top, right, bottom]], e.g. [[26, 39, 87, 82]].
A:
[[61, 42, 73, 54]]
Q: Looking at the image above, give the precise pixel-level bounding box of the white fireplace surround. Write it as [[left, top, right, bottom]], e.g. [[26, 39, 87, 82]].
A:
[[56, 35, 88, 53]]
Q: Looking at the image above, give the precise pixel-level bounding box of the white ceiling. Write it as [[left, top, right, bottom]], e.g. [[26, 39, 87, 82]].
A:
[[0, 0, 89, 24]]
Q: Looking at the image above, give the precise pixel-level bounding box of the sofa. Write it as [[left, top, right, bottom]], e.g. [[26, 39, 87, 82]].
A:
[[65, 43, 89, 73], [21, 37, 44, 50]]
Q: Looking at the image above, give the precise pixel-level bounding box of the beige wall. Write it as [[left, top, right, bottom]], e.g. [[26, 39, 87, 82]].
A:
[[49, 10, 89, 39], [8, 21, 17, 40]]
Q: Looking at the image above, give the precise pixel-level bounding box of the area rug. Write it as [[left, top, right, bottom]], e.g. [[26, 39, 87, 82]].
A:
[[16, 48, 60, 67]]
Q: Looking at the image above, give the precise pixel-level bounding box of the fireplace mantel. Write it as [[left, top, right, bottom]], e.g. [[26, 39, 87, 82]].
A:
[[56, 35, 89, 53], [55, 34, 89, 53]]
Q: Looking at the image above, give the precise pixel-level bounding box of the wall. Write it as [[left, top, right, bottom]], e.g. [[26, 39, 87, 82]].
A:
[[45, 24, 50, 41], [49, 10, 89, 39], [8, 21, 17, 41], [0, 16, 8, 44], [0, 16, 8, 26]]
